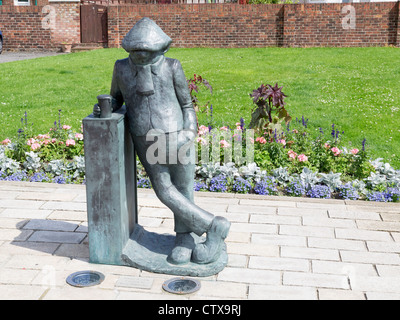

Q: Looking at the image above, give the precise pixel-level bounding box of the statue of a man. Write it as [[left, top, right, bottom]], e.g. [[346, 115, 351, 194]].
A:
[[95, 18, 230, 266]]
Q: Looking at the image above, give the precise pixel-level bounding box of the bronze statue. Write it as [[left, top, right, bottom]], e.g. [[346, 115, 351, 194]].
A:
[[93, 18, 230, 268]]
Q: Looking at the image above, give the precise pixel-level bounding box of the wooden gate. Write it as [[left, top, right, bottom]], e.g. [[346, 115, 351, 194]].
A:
[[80, 3, 108, 44]]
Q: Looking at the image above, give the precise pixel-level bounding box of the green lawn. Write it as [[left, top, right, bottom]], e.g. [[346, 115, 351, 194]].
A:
[[0, 47, 399, 168]]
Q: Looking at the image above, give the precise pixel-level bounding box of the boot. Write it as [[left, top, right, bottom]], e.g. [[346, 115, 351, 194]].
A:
[[191, 216, 230, 264], [167, 232, 195, 265]]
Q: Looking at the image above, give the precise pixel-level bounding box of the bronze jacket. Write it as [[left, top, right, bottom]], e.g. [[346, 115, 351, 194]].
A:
[[110, 55, 196, 137]]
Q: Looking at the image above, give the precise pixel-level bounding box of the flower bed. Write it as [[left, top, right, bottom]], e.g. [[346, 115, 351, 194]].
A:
[[0, 111, 85, 185], [190, 120, 400, 202], [1, 89, 400, 202]]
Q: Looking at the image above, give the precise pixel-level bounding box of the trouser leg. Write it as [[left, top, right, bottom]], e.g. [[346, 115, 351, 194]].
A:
[[132, 134, 214, 236], [170, 163, 195, 233]]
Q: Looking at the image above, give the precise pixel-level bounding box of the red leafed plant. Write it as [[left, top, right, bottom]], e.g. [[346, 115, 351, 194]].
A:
[[187, 74, 213, 113], [249, 83, 291, 137]]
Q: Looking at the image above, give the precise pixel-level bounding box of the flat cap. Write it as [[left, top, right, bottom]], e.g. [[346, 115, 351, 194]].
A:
[[122, 17, 172, 52]]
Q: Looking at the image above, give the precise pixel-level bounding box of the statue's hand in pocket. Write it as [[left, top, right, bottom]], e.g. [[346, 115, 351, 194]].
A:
[[178, 129, 196, 148]]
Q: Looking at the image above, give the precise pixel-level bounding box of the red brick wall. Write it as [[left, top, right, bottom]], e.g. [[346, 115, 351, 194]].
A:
[[0, 2, 399, 51], [0, 2, 80, 51], [0, 5, 53, 50], [108, 4, 285, 48], [108, 2, 400, 49], [283, 3, 400, 47]]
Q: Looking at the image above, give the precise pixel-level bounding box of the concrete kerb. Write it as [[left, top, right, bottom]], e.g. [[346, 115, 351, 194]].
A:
[[1, 180, 399, 209]]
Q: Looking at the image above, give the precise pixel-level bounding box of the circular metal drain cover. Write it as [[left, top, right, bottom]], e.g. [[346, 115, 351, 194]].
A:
[[66, 270, 105, 288], [162, 277, 201, 295]]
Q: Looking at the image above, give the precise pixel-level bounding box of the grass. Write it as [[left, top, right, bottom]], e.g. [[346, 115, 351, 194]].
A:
[[0, 47, 399, 168]]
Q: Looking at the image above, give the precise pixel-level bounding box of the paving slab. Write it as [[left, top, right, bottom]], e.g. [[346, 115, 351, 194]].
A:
[[23, 219, 79, 232], [0, 180, 400, 300], [27, 230, 86, 244], [248, 284, 318, 300]]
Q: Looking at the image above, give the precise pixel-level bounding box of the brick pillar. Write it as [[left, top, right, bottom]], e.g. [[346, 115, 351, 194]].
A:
[[107, 5, 120, 48], [282, 3, 294, 48], [50, 2, 81, 46]]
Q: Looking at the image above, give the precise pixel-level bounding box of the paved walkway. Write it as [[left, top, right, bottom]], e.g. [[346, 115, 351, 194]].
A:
[[1, 181, 400, 300], [0, 51, 64, 64]]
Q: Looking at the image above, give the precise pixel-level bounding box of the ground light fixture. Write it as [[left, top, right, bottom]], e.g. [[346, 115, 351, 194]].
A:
[[66, 270, 105, 287], [162, 277, 201, 295]]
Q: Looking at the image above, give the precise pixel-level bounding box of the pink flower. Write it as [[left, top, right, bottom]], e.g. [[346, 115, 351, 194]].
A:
[[30, 143, 41, 151], [27, 138, 35, 146], [220, 140, 231, 148], [75, 133, 83, 140], [235, 122, 243, 130], [331, 147, 341, 156], [277, 139, 286, 146], [256, 137, 267, 144], [41, 140, 50, 145], [51, 138, 57, 143], [196, 137, 208, 146], [249, 137, 254, 144], [198, 125, 209, 136], [62, 125, 72, 130], [297, 154, 308, 162], [350, 148, 359, 155], [1, 138, 11, 145], [66, 139, 75, 147], [324, 143, 330, 149], [288, 150, 297, 159], [220, 126, 229, 131]]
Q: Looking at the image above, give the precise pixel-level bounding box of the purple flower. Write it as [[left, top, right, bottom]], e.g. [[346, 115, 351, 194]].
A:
[[387, 188, 400, 202], [209, 104, 213, 128], [362, 138, 366, 152], [285, 180, 306, 197], [306, 184, 331, 199], [137, 177, 151, 189], [240, 117, 245, 130], [254, 176, 278, 195], [337, 183, 359, 200], [52, 175, 67, 184], [233, 177, 252, 194], [366, 188, 400, 202], [194, 180, 208, 192], [1, 170, 28, 182], [366, 191, 390, 202], [301, 116, 308, 128], [29, 172, 50, 183], [209, 175, 228, 193]]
